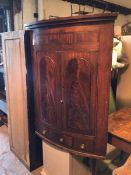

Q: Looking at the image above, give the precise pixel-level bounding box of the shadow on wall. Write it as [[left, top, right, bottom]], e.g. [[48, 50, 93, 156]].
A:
[[117, 98, 131, 109], [116, 36, 131, 109]]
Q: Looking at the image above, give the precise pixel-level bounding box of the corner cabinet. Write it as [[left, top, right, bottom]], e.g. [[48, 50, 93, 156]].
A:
[[2, 31, 43, 171], [26, 13, 117, 158]]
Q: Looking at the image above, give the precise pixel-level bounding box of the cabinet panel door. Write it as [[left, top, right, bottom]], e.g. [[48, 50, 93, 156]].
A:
[[3, 36, 29, 165], [3, 31, 43, 171], [33, 50, 61, 129], [61, 51, 98, 136]]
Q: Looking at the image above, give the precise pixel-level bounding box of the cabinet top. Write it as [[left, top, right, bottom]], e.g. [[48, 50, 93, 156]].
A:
[[25, 13, 117, 29]]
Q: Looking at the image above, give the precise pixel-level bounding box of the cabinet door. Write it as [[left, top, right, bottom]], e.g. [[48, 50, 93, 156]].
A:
[[61, 51, 97, 136], [58, 51, 100, 156], [33, 50, 61, 129], [2, 31, 43, 170], [2, 31, 29, 165]]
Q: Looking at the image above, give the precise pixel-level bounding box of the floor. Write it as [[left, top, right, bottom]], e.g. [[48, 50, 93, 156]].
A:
[[0, 125, 129, 175], [77, 145, 129, 175], [0, 125, 43, 175]]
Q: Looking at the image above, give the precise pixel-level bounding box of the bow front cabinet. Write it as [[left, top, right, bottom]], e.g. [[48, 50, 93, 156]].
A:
[[26, 13, 117, 158]]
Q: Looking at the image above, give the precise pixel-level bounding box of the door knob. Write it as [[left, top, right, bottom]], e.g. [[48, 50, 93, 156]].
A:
[[43, 130, 47, 135], [60, 100, 64, 103], [80, 144, 85, 149], [59, 138, 64, 143]]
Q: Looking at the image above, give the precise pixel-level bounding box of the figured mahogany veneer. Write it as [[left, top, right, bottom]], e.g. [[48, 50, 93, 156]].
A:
[[26, 13, 117, 159]]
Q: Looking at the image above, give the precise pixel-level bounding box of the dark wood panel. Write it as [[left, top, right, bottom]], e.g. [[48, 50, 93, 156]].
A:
[[61, 51, 98, 136], [34, 51, 61, 129], [39, 53, 58, 125]]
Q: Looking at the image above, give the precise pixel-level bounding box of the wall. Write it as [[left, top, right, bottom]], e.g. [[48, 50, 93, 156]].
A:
[[38, 0, 131, 27], [22, 0, 37, 26], [106, 0, 131, 8], [14, 0, 37, 30], [116, 36, 131, 109], [42, 142, 91, 175], [13, 0, 131, 30], [38, 0, 104, 20]]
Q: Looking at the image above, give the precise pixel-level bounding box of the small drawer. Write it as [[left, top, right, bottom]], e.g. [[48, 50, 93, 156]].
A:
[[46, 131, 59, 142], [44, 130, 73, 147], [62, 135, 73, 147], [40, 127, 73, 148], [73, 138, 94, 153], [49, 132, 73, 148]]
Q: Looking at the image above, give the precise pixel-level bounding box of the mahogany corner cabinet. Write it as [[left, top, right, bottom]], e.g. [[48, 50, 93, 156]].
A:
[[26, 13, 117, 159]]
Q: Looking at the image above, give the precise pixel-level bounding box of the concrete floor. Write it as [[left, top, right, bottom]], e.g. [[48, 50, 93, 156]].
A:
[[0, 125, 129, 175], [0, 125, 43, 175]]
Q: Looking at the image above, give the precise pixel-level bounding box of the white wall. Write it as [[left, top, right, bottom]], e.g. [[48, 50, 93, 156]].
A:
[[14, 11, 23, 30], [38, 0, 131, 28], [14, 0, 131, 30], [106, 0, 131, 8], [37, 0, 131, 38], [38, 0, 103, 20], [42, 142, 91, 175], [14, 0, 37, 30], [23, 0, 37, 26], [116, 36, 131, 109]]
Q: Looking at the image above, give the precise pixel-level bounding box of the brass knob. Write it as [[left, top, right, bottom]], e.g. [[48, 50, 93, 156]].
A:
[[60, 100, 64, 103], [59, 138, 64, 143], [43, 130, 47, 135], [80, 144, 85, 149]]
